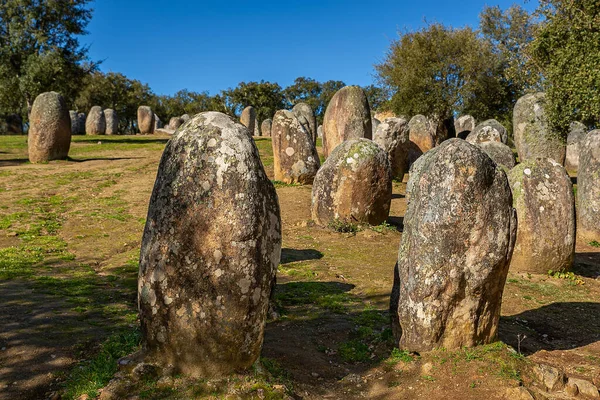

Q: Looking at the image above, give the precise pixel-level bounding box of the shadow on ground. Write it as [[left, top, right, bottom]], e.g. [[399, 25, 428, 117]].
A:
[[499, 301, 600, 355], [573, 252, 600, 278], [280, 248, 324, 264]]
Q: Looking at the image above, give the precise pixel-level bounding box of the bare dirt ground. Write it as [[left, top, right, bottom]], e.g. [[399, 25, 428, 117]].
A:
[[0, 134, 599, 399]]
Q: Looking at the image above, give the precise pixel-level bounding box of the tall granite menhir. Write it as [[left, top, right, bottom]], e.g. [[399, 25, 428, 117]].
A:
[[578, 130, 600, 244], [28, 92, 71, 163], [322, 86, 372, 157], [138, 112, 282, 377], [391, 139, 516, 352]]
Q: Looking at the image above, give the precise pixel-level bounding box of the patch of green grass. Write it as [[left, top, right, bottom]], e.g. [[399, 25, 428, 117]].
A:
[[589, 240, 600, 248], [328, 218, 360, 234], [62, 329, 141, 400], [547, 269, 584, 285], [387, 348, 416, 364], [338, 339, 370, 363], [275, 282, 356, 314], [370, 221, 396, 234], [278, 262, 317, 279], [271, 180, 301, 188], [0, 245, 45, 279]]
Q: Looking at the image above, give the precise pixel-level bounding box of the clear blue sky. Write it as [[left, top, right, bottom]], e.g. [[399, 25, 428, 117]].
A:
[[83, 0, 537, 97]]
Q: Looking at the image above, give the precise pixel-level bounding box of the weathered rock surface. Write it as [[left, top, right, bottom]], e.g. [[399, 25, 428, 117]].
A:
[[391, 139, 516, 352], [322, 86, 372, 157], [407, 115, 435, 166], [138, 106, 155, 134], [169, 117, 184, 131], [293, 102, 317, 144], [181, 114, 191, 122], [477, 141, 516, 169], [154, 128, 175, 135], [271, 110, 320, 184], [261, 119, 272, 137], [28, 92, 71, 163], [77, 113, 86, 135], [254, 119, 260, 136], [311, 138, 392, 226], [577, 130, 600, 244], [372, 118, 381, 135], [565, 121, 587, 173], [373, 117, 410, 179], [466, 119, 508, 145], [138, 111, 282, 378], [514, 92, 566, 164], [69, 111, 79, 135], [455, 115, 476, 139], [317, 125, 323, 138], [240, 106, 256, 135], [104, 109, 119, 135], [154, 114, 163, 131], [86, 106, 106, 135], [508, 158, 575, 273]]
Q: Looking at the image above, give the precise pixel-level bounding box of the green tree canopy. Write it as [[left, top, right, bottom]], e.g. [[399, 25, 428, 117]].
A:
[[531, 0, 600, 133], [0, 0, 94, 119], [376, 23, 505, 121]]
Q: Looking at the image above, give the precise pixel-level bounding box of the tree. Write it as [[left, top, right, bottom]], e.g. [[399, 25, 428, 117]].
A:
[[225, 81, 285, 122], [0, 0, 95, 120], [375, 23, 505, 122], [531, 0, 600, 133], [362, 84, 389, 112], [284, 77, 346, 123]]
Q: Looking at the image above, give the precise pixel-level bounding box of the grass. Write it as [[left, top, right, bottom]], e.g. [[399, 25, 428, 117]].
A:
[[590, 240, 600, 248], [328, 218, 360, 234], [62, 329, 141, 400], [275, 281, 357, 314]]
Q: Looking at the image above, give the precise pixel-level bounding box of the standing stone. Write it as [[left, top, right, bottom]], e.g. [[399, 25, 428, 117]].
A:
[[508, 159, 575, 273], [373, 117, 410, 179], [372, 118, 381, 135], [407, 115, 435, 166], [261, 119, 272, 138], [69, 111, 79, 135], [181, 114, 191, 123], [466, 119, 508, 145], [455, 115, 476, 139], [391, 139, 516, 352], [104, 109, 119, 135], [240, 106, 256, 135], [477, 141, 516, 169], [77, 113, 86, 135], [292, 102, 317, 144], [577, 130, 600, 243], [271, 110, 320, 184], [138, 111, 281, 378], [138, 106, 155, 134], [311, 139, 392, 226], [317, 125, 323, 138], [28, 92, 71, 163], [254, 119, 260, 136], [514, 92, 566, 164], [86, 106, 106, 135], [322, 86, 372, 157], [169, 116, 184, 130], [154, 114, 163, 131], [565, 122, 587, 173]]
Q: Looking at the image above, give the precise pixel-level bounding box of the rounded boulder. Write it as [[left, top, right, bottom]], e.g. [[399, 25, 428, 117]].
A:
[[407, 115, 435, 166], [508, 159, 575, 273], [169, 116, 184, 130], [311, 139, 392, 226], [477, 141, 516, 169], [577, 130, 600, 244], [455, 115, 476, 139], [104, 109, 119, 135], [261, 119, 272, 137], [138, 111, 282, 378], [466, 119, 508, 145], [138, 106, 155, 134], [86, 106, 106, 135], [322, 86, 372, 157], [240, 106, 256, 135], [293, 102, 317, 144], [565, 122, 587, 173], [514, 92, 566, 164], [28, 92, 71, 163], [373, 117, 410, 179], [271, 110, 320, 184], [391, 139, 516, 352]]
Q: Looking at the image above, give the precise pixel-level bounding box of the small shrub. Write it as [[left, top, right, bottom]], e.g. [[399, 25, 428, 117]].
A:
[[589, 240, 600, 248], [547, 270, 584, 285], [328, 219, 360, 234]]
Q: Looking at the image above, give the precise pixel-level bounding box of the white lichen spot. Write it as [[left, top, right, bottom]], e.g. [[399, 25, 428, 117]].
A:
[[252, 287, 262, 304], [524, 168, 532, 176], [214, 269, 223, 278], [207, 138, 217, 147], [353, 153, 359, 159], [214, 249, 223, 264], [285, 147, 295, 156], [202, 181, 211, 191], [238, 277, 251, 294], [163, 296, 173, 305], [540, 206, 545, 212]]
